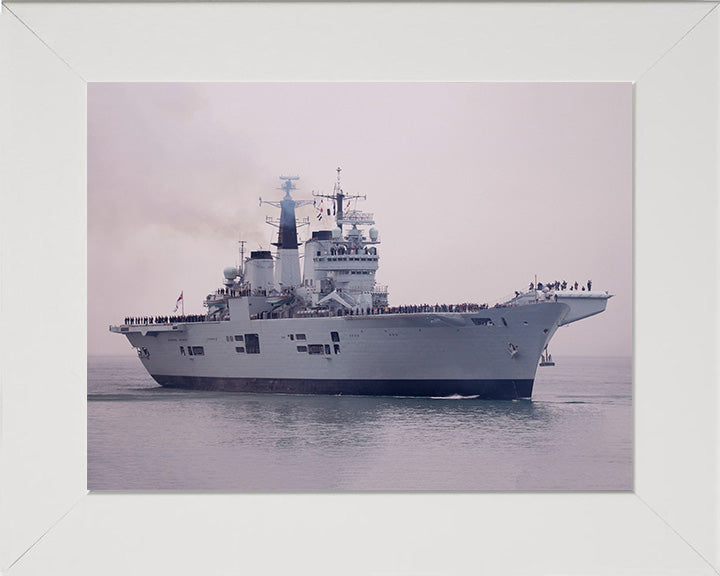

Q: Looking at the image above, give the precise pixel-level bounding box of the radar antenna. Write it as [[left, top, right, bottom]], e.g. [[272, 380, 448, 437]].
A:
[[260, 176, 314, 209]]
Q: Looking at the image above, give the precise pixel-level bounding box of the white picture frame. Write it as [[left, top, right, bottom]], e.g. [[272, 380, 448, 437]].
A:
[[1, 2, 718, 574]]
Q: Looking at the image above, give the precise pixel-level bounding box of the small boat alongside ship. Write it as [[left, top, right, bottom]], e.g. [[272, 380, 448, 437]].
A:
[[540, 347, 555, 367]]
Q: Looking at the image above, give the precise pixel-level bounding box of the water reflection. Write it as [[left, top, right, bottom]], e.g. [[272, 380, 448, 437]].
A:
[[180, 391, 564, 459], [88, 356, 632, 491]]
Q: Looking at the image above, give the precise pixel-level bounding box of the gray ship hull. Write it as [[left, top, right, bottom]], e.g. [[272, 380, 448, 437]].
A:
[[115, 299, 569, 399]]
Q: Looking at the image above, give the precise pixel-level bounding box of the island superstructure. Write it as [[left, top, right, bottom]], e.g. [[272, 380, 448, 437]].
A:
[[110, 169, 612, 399]]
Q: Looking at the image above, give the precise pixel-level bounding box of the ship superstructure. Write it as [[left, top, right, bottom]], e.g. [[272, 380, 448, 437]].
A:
[[111, 169, 611, 399], [301, 168, 387, 313]]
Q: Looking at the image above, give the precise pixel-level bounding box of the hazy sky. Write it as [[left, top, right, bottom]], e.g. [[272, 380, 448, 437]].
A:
[[88, 83, 632, 357]]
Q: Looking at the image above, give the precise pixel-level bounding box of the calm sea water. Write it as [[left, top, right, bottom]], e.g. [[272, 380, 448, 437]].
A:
[[88, 355, 632, 491]]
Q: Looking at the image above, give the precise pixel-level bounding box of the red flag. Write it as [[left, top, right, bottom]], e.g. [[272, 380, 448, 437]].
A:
[[173, 291, 184, 313]]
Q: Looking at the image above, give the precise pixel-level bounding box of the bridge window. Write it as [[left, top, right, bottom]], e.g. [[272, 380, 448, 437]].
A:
[[501, 318, 508, 327], [180, 346, 185, 355], [331, 331, 340, 342], [308, 344, 324, 355], [234, 335, 244, 341], [471, 318, 494, 326], [334, 344, 341, 354], [235, 346, 245, 353], [192, 346, 205, 355], [295, 334, 306, 340], [324, 344, 331, 355], [244, 334, 260, 354], [297, 345, 307, 353]]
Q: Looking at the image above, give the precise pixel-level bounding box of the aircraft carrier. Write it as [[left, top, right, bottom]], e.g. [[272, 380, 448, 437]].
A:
[[110, 169, 611, 399]]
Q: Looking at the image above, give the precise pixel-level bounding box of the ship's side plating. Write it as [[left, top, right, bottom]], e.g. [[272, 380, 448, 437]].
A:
[[120, 298, 569, 399]]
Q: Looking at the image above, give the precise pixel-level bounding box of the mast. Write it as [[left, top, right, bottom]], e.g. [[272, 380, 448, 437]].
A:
[[335, 167, 344, 222], [238, 239, 246, 275], [260, 176, 312, 289], [312, 166, 367, 231], [275, 177, 300, 250]]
